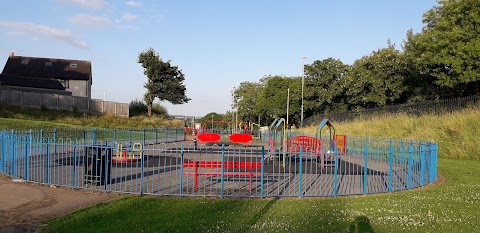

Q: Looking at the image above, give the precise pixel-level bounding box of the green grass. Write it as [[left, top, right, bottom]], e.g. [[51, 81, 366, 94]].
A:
[[0, 103, 182, 130], [43, 158, 480, 233], [305, 107, 480, 160]]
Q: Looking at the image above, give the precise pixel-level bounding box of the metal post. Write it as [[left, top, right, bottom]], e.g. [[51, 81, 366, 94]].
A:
[[46, 137, 50, 184], [11, 130, 15, 176], [140, 142, 145, 195], [420, 143, 425, 186], [260, 146, 265, 198], [1, 130, 5, 173], [301, 56, 307, 128], [220, 144, 225, 198], [388, 139, 393, 192], [73, 138, 77, 188], [298, 147, 303, 198], [363, 137, 368, 194], [180, 144, 184, 196], [407, 145, 413, 189], [333, 144, 339, 196]]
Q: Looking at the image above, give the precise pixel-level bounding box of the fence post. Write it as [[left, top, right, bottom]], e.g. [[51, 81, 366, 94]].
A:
[[298, 147, 303, 198], [143, 129, 146, 146], [1, 130, 5, 173], [93, 128, 97, 145], [175, 128, 178, 142], [260, 146, 265, 198], [140, 142, 145, 195], [22, 136, 30, 180], [113, 128, 117, 142], [46, 137, 50, 185], [155, 128, 158, 144], [220, 144, 225, 198], [333, 144, 339, 197], [388, 139, 393, 192], [407, 145, 413, 189], [27, 129, 33, 180], [73, 138, 77, 188], [180, 144, 184, 196], [363, 137, 368, 194], [165, 129, 168, 143], [53, 129, 57, 158], [11, 130, 15, 176], [420, 142, 425, 186]]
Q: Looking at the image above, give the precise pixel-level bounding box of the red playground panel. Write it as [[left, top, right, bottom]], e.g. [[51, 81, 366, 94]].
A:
[[229, 133, 253, 143], [287, 135, 322, 153], [335, 134, 347, 154], [197, 133, 221, 143]]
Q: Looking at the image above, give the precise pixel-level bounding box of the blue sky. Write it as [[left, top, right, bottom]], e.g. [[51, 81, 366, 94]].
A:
[[0, 0, 438, 117]]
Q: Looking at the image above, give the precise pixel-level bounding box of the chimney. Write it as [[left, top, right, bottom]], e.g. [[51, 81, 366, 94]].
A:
[[10, 52, 14, 57]]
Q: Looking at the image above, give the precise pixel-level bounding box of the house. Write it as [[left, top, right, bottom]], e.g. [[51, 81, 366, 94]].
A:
[[0, 54, 92, 98]]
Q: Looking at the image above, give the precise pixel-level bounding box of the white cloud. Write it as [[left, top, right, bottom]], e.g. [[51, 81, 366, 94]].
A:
[[56, 0, 108, 10], [122, 13, 138, 21], [0, 21, 88, 49], [69, 14, 113, 27], [126, 1, 142, 7]]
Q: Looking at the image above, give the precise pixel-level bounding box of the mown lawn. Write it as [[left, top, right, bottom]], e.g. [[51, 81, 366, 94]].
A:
[[43, 158, 480, 233]]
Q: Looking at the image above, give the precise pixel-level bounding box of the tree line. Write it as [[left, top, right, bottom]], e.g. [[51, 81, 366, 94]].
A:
[[228, 0, 479, 127]]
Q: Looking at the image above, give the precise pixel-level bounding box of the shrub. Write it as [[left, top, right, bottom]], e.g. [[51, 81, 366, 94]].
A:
[[129, 99, 148, 116]]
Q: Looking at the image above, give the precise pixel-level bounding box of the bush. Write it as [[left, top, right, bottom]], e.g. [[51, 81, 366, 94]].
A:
[[129, 99, 148, 116], [152, 103, 168, 117]]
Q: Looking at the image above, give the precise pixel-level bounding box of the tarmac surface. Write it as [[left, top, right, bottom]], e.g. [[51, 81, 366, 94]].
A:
[[0, 174, 117, 233]]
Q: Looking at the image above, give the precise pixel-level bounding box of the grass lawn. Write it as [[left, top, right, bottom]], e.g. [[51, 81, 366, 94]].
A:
[[43, 158, 480, 233]]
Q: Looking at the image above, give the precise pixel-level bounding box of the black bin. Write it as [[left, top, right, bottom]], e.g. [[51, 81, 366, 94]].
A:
[[85, 145, 112, 186]]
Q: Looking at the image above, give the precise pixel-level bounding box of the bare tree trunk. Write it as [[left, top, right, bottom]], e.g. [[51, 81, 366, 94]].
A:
[[147, 95, 153, 116]]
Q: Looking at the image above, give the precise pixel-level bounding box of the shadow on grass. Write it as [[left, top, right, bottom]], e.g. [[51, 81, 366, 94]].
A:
[[348, 216, 374, 233], [240, 197, 279, 233]]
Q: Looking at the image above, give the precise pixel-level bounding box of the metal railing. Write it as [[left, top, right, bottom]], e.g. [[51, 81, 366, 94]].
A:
[[304, 95, 479, 125], [0, 129, 438, 197]]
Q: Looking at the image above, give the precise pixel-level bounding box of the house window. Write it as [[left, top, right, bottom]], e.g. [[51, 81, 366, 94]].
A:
[[60, 80, 69, 88], [21, 59, 30, 65], [45, 62, 53, 67], [70, 63, 77, 68]]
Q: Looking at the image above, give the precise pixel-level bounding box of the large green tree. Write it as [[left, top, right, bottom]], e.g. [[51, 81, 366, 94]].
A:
[[346, 44, 409, 108], [404, 0, 480, 98], [138, 48, 190, 116], [254, 76, 299, 126], [233, 82, 264, 123], [304, 58, 350, 115]]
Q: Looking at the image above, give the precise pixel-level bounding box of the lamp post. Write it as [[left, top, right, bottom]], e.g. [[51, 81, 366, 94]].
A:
[[301, 56, 307, 128]]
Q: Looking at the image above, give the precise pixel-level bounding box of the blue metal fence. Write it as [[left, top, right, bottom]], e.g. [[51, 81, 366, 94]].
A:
[[0, 129, 438, 197]]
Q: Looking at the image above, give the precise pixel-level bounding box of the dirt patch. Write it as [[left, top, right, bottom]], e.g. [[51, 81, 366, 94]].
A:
[[0, 175, 120, 233]]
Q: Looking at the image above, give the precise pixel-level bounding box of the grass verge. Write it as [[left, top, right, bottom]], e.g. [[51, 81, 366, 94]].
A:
[[0, 104, 182, 129], [43, 158, 480, 233]]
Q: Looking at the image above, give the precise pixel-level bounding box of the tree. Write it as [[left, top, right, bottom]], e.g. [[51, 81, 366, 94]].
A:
[[303, 58, 350, 115], [138, 48, 190, 116], [233, 82, 264, 123], [403, 0, 480, 98], [254, 76, 298, 126], [346, 44, 409, 108]]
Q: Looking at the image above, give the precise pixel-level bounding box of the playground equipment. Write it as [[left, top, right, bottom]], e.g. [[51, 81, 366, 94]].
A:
[[196, 120, 253, 144], [266, 118, 347, 169], [112, 143, 143, 163], [229, 122, 253, 143]]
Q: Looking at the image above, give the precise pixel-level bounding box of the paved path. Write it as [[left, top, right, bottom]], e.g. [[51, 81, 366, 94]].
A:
[[0, 174, 117, 233]]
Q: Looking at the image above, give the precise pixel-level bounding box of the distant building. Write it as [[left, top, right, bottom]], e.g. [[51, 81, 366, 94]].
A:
[[0, 54, 92, 98]]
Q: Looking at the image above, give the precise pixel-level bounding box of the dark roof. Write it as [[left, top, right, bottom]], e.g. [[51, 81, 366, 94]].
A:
[[1, 56, 91, 81], [0, 74, 65, 90]]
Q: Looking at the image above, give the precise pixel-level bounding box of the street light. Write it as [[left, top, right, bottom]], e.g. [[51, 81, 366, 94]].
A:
[[301, 56, 307, 128]]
